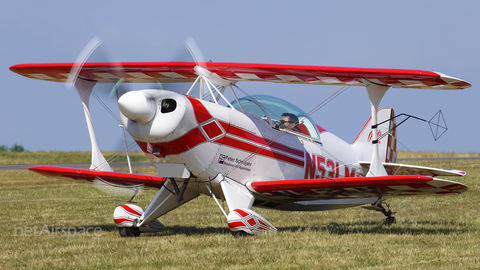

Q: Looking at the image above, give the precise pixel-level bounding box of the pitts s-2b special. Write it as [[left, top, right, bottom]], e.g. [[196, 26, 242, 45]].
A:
[[10, 40, 470, 237]]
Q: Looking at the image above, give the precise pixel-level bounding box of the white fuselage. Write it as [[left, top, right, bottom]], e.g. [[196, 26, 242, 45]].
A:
[[119, 90, 365, 192]]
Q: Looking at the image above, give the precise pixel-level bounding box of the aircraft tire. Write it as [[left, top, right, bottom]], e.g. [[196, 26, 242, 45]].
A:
[[118, 226, 141, 237], [231, 231, 250, 238]]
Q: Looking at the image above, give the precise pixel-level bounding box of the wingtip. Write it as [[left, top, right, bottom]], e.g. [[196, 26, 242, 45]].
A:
[[435, 72, 472, 89]]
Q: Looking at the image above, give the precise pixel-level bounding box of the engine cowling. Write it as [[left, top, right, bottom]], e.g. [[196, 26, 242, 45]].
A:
[[119, 90, 188, 141], [118, 91, 157, 124]]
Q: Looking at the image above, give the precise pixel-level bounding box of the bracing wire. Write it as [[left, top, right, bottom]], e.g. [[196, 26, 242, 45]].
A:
[[91, 140, 139, 171], [90, 89, 122, 124], [105, 141, 139, 164]]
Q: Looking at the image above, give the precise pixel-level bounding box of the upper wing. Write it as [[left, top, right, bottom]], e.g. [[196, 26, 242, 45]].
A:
[[359, 162, 467, 177], [10, 62, 470, 90], [29, 166, 166, 188], [246, 175, 467, 201]]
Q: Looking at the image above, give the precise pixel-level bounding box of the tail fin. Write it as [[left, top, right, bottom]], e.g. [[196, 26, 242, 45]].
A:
[[351, 107, 397, 163]]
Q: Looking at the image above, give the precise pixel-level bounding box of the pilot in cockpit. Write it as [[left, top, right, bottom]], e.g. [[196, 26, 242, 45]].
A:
[[279, 113, 301, 132]]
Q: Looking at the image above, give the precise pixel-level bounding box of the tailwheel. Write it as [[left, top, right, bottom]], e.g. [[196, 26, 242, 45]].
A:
[[118, 226, 141, 237], [384, 216, 396, 226], [377, 203, 396, 226]]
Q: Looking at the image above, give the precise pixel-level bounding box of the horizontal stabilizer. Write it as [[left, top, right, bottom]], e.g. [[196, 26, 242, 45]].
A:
[[29, 166, 166, 188], [359, 162, 466, 177], [247, 175, 467, 201], [10, 62, 470, 90]]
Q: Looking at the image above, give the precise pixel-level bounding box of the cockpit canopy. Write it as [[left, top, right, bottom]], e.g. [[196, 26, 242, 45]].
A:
[[231, 95, 321, 140]]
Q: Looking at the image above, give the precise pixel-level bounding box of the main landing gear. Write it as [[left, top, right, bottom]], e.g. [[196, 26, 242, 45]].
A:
[[118, 226, 141, 237], [231, 231, 250, 238], [362, 197, 396, 226]]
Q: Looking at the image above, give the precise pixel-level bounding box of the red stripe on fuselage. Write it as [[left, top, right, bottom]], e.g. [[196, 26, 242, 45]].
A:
[[136, 94, 305, 167], [220, 136, 304, 167], [136, 123, 305, 167], [186, 95, 303, 163], [187, 96, 212, 124], [136, 127, 207, 158], [225, 124, 304, 158]]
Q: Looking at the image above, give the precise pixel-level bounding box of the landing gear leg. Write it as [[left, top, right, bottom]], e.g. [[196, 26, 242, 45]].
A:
[[363, 198, 396, 226]]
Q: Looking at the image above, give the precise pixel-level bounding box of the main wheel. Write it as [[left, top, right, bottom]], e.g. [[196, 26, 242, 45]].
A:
[[118, 226, 141, 237], [231, 231, 250, 238]]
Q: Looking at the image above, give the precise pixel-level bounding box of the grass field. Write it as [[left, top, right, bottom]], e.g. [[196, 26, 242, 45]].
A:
[[1, 154, 479, 269], [0, 151, 149, 165]]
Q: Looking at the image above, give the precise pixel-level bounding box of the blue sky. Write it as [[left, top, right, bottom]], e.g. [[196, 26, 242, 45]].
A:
[[2, 1, 479, 153]]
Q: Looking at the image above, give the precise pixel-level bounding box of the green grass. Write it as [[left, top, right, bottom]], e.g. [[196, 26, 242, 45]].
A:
[[0, 151, 149, 164], [397, 151, 480, 159], [1, 156, 479, 269]]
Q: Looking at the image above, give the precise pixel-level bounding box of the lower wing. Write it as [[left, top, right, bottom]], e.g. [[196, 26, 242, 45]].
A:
[[29, 166, 166, 188], [247, 175, 467, 201]]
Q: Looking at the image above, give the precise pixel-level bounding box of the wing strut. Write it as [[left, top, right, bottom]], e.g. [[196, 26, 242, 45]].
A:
[[74, 78, 112, 172], [185, 66, 238, 108], [363, 79, 390, 177]]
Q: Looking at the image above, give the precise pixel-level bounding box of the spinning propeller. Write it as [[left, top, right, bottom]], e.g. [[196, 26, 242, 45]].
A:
[[66, 36, 212, 201], [66, 37, 143, 199], [93, 177, 144, 203]]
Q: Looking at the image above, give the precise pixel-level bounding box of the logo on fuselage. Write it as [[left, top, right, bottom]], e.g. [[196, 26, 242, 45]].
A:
[[218, 154, 252, 172]]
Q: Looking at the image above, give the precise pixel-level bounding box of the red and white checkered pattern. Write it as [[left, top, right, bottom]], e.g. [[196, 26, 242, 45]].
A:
[[248, 176, 468, 201], [386, 109, 397, 163]]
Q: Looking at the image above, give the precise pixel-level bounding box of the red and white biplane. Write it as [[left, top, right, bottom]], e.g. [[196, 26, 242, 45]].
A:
[[10, 40, 471, 237]]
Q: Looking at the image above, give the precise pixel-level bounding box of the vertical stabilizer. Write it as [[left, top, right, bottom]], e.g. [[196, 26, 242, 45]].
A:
[[352, 107, 397, 165]]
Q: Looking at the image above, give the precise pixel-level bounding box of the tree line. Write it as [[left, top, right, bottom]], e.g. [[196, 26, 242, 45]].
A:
[[0, 144, 25, 152]]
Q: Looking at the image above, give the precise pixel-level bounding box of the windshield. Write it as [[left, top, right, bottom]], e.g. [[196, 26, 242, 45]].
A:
[[231, 95, 321, 140]]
